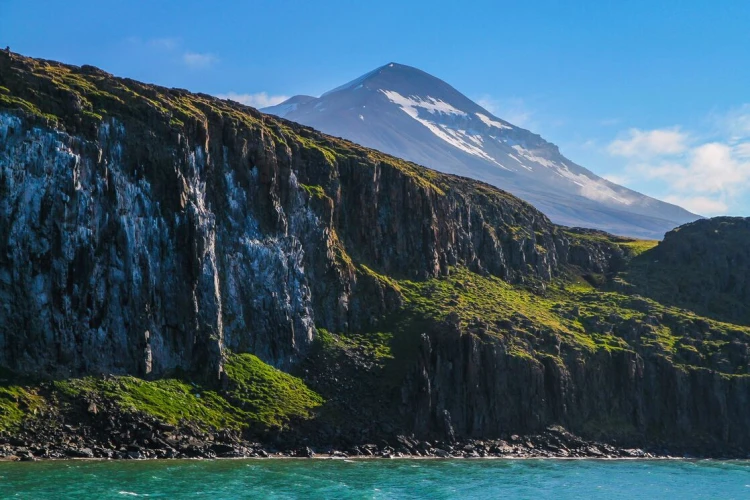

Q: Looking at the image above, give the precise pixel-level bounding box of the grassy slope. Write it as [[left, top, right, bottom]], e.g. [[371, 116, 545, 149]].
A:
[[398, 266, 750, 372], [1, 354, 322, 433]]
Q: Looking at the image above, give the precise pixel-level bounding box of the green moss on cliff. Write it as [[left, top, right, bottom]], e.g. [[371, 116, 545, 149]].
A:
[[551, 284, 750, 371], [1, 354, 323, 434], [315, 328, 394, 362], [617, 239, 659, 257], [564, 229, 657, 259], [398, 267, 598, 353], [300, 183, 328, 200], [613, 218, 750, 327], [223, 353, 324, 428], [392, 266, 750, 372], [0, 51, 455, 205], [359, 264, 402, 293], [291, 132, 338, 166], [55, 377, 246, 430], [0, 385, 45, 432], [0, 93, 58, 124]]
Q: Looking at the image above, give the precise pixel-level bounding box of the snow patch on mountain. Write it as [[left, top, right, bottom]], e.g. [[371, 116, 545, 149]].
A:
[[380, 89, 507, 168], [560, 166, 635, 205], [380, 90, 467, 117], [475, 112, 512, 130]]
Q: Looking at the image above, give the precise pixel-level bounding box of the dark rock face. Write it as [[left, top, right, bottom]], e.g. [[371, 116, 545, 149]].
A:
[[402, 324, 750, 452], [564, 228, 631, 275], [0, 107, 577, 379], [621, 217, 750, 326], [0, 52, 587, 380], [0, 112, 315, 378]]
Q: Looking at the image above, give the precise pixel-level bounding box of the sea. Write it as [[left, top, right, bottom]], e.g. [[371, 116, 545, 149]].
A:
[[1, 458, 749, 499]]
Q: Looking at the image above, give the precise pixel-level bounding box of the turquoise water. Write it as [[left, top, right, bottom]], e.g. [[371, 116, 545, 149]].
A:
[[1, 459, 749, 499]]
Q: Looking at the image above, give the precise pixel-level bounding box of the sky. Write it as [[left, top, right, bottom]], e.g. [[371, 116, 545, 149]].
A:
[[2, 0, 749, 216]]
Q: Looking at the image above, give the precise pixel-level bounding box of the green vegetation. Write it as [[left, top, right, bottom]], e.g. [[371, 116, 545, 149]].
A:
[[315, 328, 394, 362], [617, 239, 659, 257], [0, 93, 59, 124], [564, 229, 658, 258], [299, 183, 328, 200], [0, 385, 45, 432], [1, 354, 322, 434], [399, 267, 598, 354], [292, 132, 338, 166], [613, 220, 750, 327], [4, 261, 745, 436], [359, 264, 402, 293], [0, 55, 267, 138], [0, 52, 453, 203], [392, 266, 750, 371], [551, 282, 750, 371], [223, 353, 324, 428], [55, 377, 246, 430]]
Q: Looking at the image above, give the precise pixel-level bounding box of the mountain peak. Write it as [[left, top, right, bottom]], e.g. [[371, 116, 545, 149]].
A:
[[320, 62, 425, 97], [262, 65, 698, 238]]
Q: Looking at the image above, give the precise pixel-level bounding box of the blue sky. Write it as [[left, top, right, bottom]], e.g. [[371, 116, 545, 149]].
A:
[[3, 0, 749, 215]]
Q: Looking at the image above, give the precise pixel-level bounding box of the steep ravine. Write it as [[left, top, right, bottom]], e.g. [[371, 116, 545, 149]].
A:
[[1, 52, 749, 458]]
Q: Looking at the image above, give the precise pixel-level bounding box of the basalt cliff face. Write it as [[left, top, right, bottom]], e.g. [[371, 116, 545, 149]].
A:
[[617, 217, 750, 327], [0, 52, 576, 380], [1, 52, 749, 458]]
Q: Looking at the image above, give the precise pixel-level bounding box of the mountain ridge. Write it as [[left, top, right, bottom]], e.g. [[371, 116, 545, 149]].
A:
[[263, 62, 699, 239]]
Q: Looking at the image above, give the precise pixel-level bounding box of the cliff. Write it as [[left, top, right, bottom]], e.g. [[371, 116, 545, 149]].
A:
[[1, 51, 749, 458], [616, 217, 750, 327]]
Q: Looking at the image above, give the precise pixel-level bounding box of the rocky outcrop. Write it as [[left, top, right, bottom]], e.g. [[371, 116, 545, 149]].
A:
[[402, 322, 750, 453], [564, 228, 632, 276], [621, 217, 750, 326]]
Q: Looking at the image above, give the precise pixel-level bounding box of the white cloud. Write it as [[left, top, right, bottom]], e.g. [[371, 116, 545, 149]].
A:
[[215, 92, 289, 108], [722, 104, 750, 142], [680, 143, 747, 194], [149, 37, 179, 50], [735, 142, 750, 159], [581, 139, 598, 150], [182, 52, 218, 69], [476, 95, 533, 127], [124, 37, 219, 70], [636, 143, 748, 197], [125, 36, 180, 52], [607, 128, 688, 158], [605, 121, 750, 215]]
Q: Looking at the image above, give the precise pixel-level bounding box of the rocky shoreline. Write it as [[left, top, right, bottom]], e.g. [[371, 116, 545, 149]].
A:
[[0, 424, 721, 462]]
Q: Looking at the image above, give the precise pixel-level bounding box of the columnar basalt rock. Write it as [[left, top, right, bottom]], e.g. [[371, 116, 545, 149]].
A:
[[0, 52, 586, 380]]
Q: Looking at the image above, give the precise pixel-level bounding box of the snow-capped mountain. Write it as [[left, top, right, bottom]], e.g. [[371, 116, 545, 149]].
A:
[[262, 63, 698, 238]]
